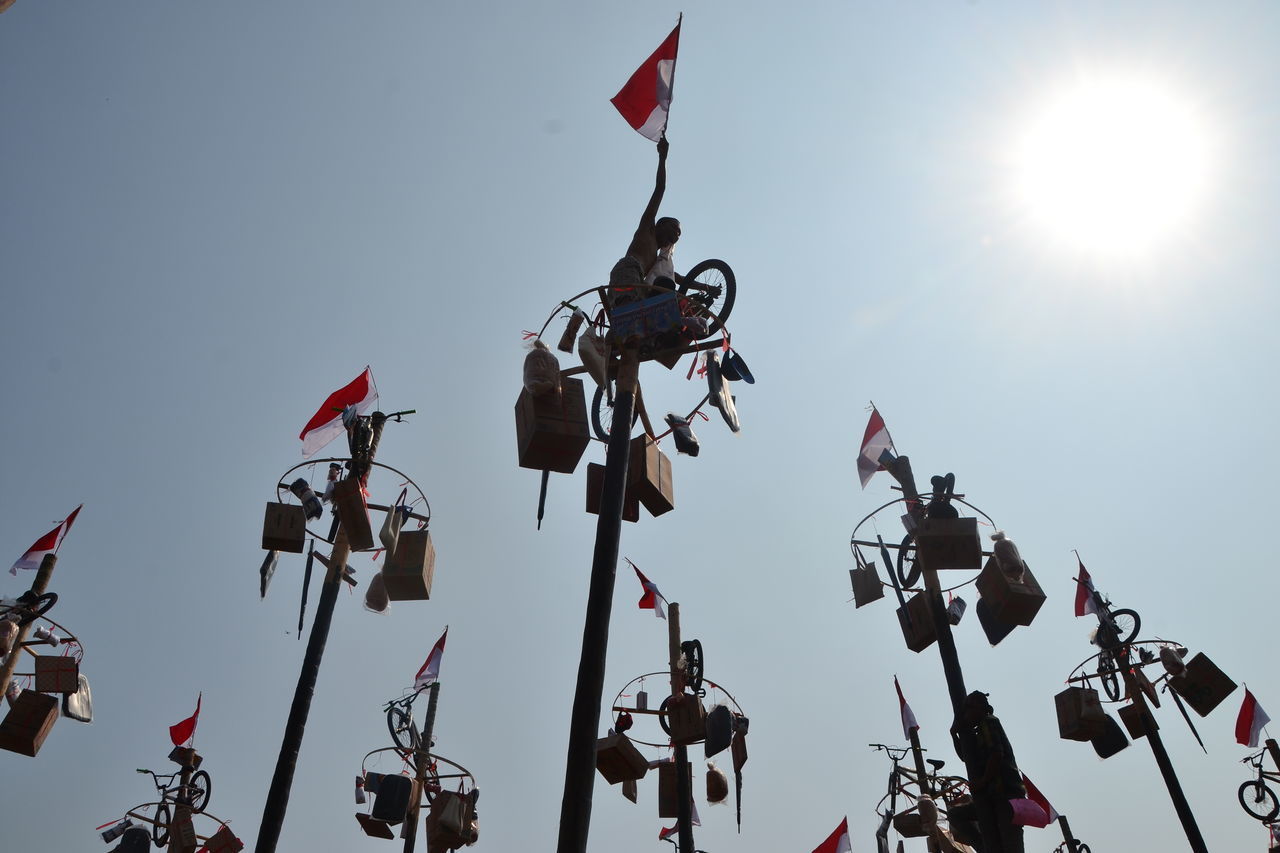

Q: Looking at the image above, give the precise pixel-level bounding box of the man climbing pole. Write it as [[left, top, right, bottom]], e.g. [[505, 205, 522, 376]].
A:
[[950, 691, 1027, 853], [608, 136, 681, 306]]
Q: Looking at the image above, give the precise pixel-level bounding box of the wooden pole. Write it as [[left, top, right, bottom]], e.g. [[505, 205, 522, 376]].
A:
[[1055, 814, 1081, 853], [557, 350, 639, 853], [0, 553, 57, 698], [667, 603, 695, 853], [402, 681, 441, 853]]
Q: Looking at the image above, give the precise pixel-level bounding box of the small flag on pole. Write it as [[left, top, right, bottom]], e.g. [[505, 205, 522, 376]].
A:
[[169, 693, 202, 747], [811, 817, 852, 853], [857, 407, 895, 489], [895, 677, 919, 739], [414, 627, 448, 689], [1073, 556, 1098, 617], [1020, 772, 1061, 822], [299, 367, 378, 457], [10, 504, 82, 576], [611, 19, 681, 142], [629, 561, 667, 619], [1237, 688, 1271, 748]]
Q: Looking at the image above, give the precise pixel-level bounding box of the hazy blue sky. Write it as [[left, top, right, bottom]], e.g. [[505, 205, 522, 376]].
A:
[[4, 2, 1280, 851]]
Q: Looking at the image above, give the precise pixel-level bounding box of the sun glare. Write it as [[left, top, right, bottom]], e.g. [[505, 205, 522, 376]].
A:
[[1012, 74, 1213, 261]]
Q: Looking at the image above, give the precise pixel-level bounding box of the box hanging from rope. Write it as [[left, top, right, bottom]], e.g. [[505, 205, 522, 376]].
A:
[[262, 502, 306, 553], [850, 563, 885, 608], [1054, 686, 1107, 741], [33, 655, 79, 694], [914, 517, 982, 572], [897, 591, 937, 653], [657, 760, 694, 818], [974, 557, 1046, 627], [332, 478, 375, 551], [515, 375, 591, 474], [383, 529, 435, 601], [1168, 652, 1237, 717], [629, 435, 674, 517], [586, 462, 640, 523], [0, 690, 58, 756], [596, 732, 649, 784]]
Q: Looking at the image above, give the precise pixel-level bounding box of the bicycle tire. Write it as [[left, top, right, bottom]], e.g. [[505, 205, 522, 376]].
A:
[[1239, 780, 1280, 822], [16, 592, 57, 626], [657, 695, 674, 736], [187, 770, 212, 813], [1097, 654, 1122, 702], [152, 803, 171, 849], [679, 259, 736, 336], [682, 639, 705, 696], [896, 533, 922, 589], [1076, 844, 1091, 853], [387, 705, 419, 753], [1110, 608, 1140, 646], [590, 384, 638, 443]]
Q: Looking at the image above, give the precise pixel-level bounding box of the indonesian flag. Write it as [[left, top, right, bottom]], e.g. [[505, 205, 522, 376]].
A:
[[169, 693, 202, 747], [1074, 557, 1098, 617], [658, 799, 701, 840], [857, 407, 895, 489], [895, 676, 919, 739], [414, 627, 448, 689], [299, 367, 378, 457], [1236, 688, 1271, 748], [1270, 823, 1280, 850], [1020, 773, 1061, 822], [611, 20, 680, 142], [630, 561, 667, 619], [811, 817, 852, 853], [10, 504, 82, 576]]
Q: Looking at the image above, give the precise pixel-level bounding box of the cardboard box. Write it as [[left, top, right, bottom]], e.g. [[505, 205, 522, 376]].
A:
[[515, 376, 591, 474], [629, 436, 674, 517], [666, 695, 707, 746], [596, 732, 649, 784], [34, 655, 79, 694], [586, 462, 640, 523], [1169, 653, 1238, 717], [657, 761, 693, 818], [850, 564, 885, 608], [1055, 686, 1107, 741], [914, 517, 982, 572], [975, 557, 1046, 627], [169, 746, 203, 770], [609, 293, 682, 343], [897, 591, 937, 653], [383, 529, 435, 601], [0, 690, 58, 756], [332, 478, 375, 551], [1118, 702, 1157, 740], [261, 502, 306, 553]]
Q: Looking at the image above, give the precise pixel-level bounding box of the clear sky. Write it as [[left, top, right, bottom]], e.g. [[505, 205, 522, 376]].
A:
[[3, 2, 1279, 851]]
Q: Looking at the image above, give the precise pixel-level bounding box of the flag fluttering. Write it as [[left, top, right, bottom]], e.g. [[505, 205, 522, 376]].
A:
[[10, 504, 82, 576], [611, 20, 681, 142], [299, 367, 378, 457], [857, 407, 895, 489], [414, 627, 448, 689], [169, 693, 202, 747], [895, 676, 919, 739], [811, 817, 852, 853], [658, 798, 701, 840], [1073, 556, 1098, 617], [1237, 688, 1271, 748], [630, 561, 667, 619], [1020, 773, 1061, 822]]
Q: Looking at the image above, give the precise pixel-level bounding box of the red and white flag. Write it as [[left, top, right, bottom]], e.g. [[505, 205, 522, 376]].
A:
[[1269, 823, 1280, 850], [1020, 773, 1061, 822], [1074, 556, 1098, 617], [1237, 688, 1271, 748], [414, 627, 448, 689], [10, 504, 82, 576], [658, 799, 700, 840], [299, 367, 378, 457], [630, 561, 667, 619], [857, 407, 895, 489], [169, 693, 202, 747], [811, 817, 852, 853], [895, 676, 919, 739], [611, 19, 681, 142]]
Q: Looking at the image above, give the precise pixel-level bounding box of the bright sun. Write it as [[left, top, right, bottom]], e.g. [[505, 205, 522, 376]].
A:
[[1012, 74, 1213, 261]]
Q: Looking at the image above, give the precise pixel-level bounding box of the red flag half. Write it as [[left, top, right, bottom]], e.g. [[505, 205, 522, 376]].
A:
[[630, 561, 667, 619], [1020, 772, 1061, 822], [895, 676, 919, 739], [169, 693, 202, 747], [611, 20, 681, 142], [299, 367, 378, 457], [857, 408, 895, 489], [415, 627, 448, 689], [811, 817, 852, 853], [1237, 688, 1271, 747], [1073, 557, 1098, 617], [10, 504, 82, 576]]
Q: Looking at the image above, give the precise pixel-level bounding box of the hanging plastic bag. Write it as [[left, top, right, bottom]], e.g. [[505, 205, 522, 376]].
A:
[[579, 325, 608, 389], [523, 340, 562, 397], [61, 673, 93, 722], [379, 488, 408, 556], [947, 595, 967, 625], [706, 761, 729, 803], [1007, 797, 1051, 827], [364, 570, 390, 614], [665, 413, 700, 457], [355, 775, 368, 805]]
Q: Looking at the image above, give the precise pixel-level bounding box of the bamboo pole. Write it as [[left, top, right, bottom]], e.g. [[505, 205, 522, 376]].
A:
[[402, 682, 441, 853], [668, 603, 695, 853], [0, 553, 57, 698]]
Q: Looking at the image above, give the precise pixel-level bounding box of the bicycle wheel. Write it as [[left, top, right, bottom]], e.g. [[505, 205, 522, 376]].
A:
[[657, 695, 674, 736], [387, 705, 419, 753], [1076, 845, 1091, 853], [1110, 608, 1140, 645], [152, 803, 171, 849], [590, 384, 638, 442], [16, 592, 57, 626], [681, 639, 704, 696], [896, 533, 921, 589], [187, 770, 212, 813], [678, 259, 736, 336], [1097, 654, 1122, 702], [1239, 780, 1280, 822]]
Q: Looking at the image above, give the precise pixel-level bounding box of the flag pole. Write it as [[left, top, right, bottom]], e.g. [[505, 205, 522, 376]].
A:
[[0, 553, 57, 700], [402, 681, 441, 853], [668, 602, 696, 853]]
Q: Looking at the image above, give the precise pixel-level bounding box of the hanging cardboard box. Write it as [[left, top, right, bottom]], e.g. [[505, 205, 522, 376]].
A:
[[34, 655, 79, 694], [585, 463, 640, 523], [666, 694, 707, 746], [596, 732, 649, 784], [168, 746, 203, 770], [914, 517, 982, 572], [262, 502, 306, 553], [897, 591, 937, 653], [1118, 703, 1157, 740], [1169, 652, 1238, 717], [1054, 686, 1107, 741], [629, 436, 675, 516], [850, 564, 885, 608], [332, 478, 375, 551], [515, 376, 591, 474], [383, 529, 435, 601], [975, 557, 1046, 627], [657, 761, 693, 818], [0, 690, 58, 756]]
